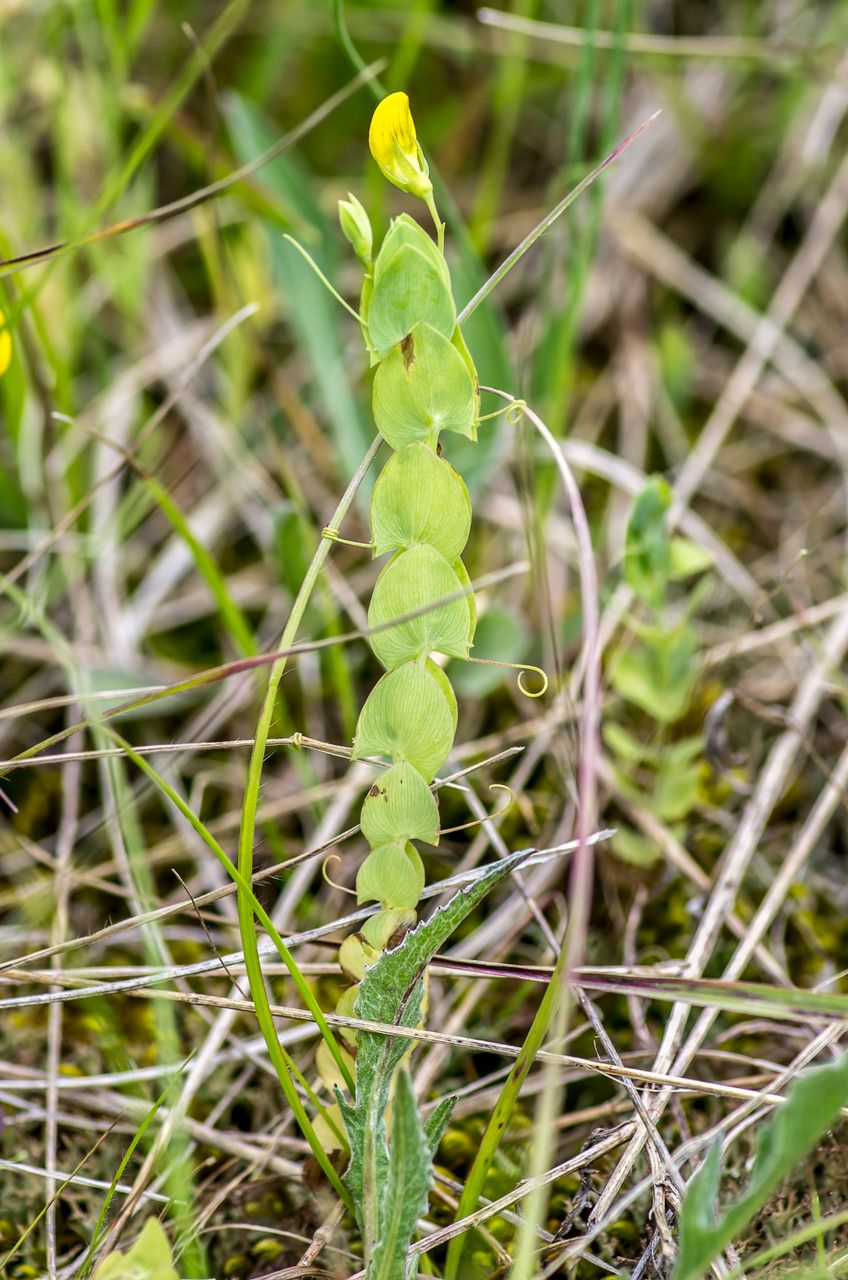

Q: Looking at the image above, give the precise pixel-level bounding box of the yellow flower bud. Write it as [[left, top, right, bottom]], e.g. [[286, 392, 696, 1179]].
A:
[[0, 321, 11, 378], [368, 92, 432, 201]]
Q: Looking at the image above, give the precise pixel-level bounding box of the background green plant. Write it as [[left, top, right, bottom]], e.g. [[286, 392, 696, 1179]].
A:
[[3, 1, 848, 1278]]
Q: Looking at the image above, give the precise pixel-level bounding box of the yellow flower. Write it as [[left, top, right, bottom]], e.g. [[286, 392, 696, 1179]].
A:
[[368, 92, 432, 201], [0, 321, 10, 378]]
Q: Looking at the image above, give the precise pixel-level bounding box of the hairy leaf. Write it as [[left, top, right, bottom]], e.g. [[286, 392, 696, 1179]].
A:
[[341, 843, 540, 1245], [366, 1069, 432, 1280], [424, 1097, 456, 1157]]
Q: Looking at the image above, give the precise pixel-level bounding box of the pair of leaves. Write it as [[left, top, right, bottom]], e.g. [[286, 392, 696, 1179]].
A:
[[368, 543, 474, 670], [370, 443, 471, 562], [356, 840, 425, 909], [624, 476, 712, 609], [352, 659, 457, 779], [367, 216, 454, 358], [372, 322, 478, 450], [608, 623, 698, 724], [360, 760, 440, 848], [674, 1050, 848, 1280]]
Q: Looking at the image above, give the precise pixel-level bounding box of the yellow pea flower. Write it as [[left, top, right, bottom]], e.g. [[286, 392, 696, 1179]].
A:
[[368, 92, 432, 201], [0, 320, 10, 378]]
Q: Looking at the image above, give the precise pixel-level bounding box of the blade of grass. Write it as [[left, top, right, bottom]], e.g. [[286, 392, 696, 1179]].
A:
[[226, 96, 373, 481], [457, 109, 659, 325], [102, 724, 354, 1191], [468, 0, 540, 253], [536, 0, 632, 435], [79, 1073, 178, 1278]]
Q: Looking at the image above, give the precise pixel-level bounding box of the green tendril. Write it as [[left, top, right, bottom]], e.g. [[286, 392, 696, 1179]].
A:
[[322, 853, 358, 897], [282, 233, 364, 323], [322, 526, 375, 549], [463, 655, 549, 698], [440, 784, 514, 834], [478, 399, 527, 425]]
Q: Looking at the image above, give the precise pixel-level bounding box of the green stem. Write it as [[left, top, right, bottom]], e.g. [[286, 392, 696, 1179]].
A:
[[283, 234, 365, 322], [425, 192, 445, 253], [236, 437, 382, 1104]]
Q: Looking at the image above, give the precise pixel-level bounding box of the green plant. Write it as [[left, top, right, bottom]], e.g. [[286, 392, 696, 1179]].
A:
[[312, 91, 494, 1270], [674, 1051, 848, 1280], [607, 476, 713, 865], [90, 1218, 178, 1280]]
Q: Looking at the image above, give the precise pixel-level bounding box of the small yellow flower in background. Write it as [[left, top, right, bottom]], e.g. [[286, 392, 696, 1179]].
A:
[[368, 92, 432, 201], [0, 321, 10, 378]]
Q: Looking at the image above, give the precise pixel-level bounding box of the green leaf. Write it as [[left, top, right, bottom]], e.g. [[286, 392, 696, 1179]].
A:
[[609, 826, 662, 867], [669, 536, 714, 580], [370, 443, 472, 562], [224, 96, 371, 482], [609, 626, 698, 723], [361, 761, 440, 848], [425, 656, 458, 738], [623, 475, 673, 609], [352, 661, 455, 779], [366, 1069, 433, 1280], [673, 1051, 848, 1280], [356, 840, 425, 909], [442, 247, 512, 496], [661, 735, 705, 768], [91, 1219, 178, 1280], [368, 249, 456, 357], [339, 932, 381, 983], [361, 907, 417, 952], [450, 555, 477, 650], [368, 544, 471, 669], [377, 214, 451, 290], [372, 322, 477, 450], [424, 1097, 456, 1158], [653, 762, 701, 822], [602, 721, 652, 766], [659, 321, 696, 409]]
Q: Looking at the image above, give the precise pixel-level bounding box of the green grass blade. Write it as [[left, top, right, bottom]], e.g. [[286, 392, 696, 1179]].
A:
[[79, 1075, 178, 1278], [101, 724, 355, 1176], [674, 1051, 848, 1280]]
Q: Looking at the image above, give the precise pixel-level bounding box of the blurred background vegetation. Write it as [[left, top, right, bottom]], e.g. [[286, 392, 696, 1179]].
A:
[[3, 1, 848, 1277]]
